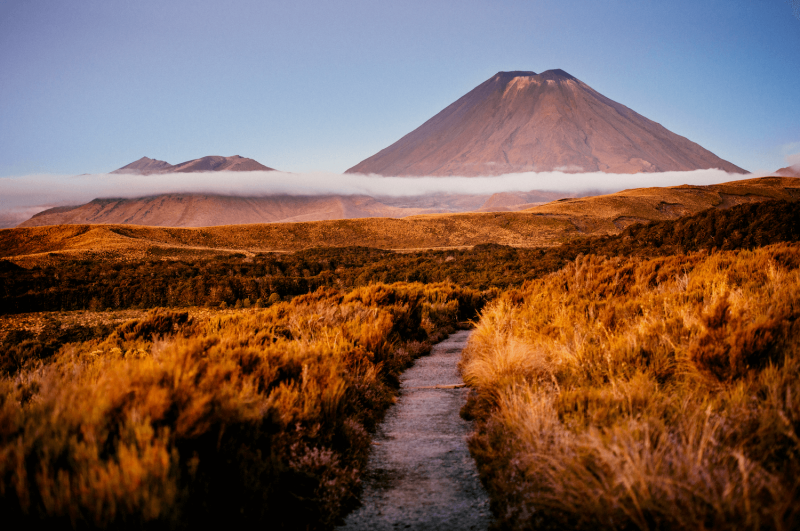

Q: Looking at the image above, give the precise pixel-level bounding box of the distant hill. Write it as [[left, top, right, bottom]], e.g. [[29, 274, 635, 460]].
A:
[[476, 191, 571, 212], [111, 157, 173, 174], [4, 177, 797, 264], [16, 195, 442, 228], [346, 69, 746, 176], [16, 191, 564, 228], [110, 155, 274, 174], [776, 164, 800, 177]]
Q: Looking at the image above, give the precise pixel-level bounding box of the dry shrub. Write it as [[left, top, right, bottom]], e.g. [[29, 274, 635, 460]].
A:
[[462, 243, 800, 530], [0, 282, 485, 529]]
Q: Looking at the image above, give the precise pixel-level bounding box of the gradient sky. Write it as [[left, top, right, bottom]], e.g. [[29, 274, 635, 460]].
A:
[[1, 0, 799, 177]]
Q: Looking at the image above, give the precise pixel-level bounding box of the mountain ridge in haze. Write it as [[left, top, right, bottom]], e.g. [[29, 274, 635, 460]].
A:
[[776, 164, 800, 177], [346, 69, 746, 176], [111, 155, 274, 175], [16, 195, 443, 228], [16, 190, 574, 228], [6, 178, 797, 262]]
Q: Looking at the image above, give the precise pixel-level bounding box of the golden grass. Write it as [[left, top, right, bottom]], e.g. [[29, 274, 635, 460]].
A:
[[461, 243, 800, 530], [0, 282, 484, 528], [0, 212, 575, 265], [527, 177, 800, 233]]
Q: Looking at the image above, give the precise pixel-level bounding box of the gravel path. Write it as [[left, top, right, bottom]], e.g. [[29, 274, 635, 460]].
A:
[[338, 330, 492, 530]]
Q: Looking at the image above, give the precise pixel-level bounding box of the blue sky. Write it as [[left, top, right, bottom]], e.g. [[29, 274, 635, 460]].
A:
[[1, 0, 799, 177]]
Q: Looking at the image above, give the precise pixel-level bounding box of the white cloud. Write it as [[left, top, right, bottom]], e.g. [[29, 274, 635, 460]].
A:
[[0, 168, 748, 228], [785, 153, 800, 167], [780, 141, 800, 167]]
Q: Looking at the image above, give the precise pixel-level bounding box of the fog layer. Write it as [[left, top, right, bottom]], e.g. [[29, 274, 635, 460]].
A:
[[0, 169, 753, 228]]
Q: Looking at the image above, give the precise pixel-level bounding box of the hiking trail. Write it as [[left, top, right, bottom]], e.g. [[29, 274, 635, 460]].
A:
[[339, 329, 492, 530]]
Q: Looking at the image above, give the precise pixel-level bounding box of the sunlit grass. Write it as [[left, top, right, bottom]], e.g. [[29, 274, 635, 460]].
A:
[[461, 243, 800, 530], [0, 282, 484, 529]]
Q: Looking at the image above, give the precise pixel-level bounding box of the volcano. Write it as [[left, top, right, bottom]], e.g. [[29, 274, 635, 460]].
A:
[[346, 70, 746, 176]]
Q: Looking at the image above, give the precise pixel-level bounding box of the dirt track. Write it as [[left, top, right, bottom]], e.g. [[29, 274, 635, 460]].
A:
[[338, 330, 491, 530]]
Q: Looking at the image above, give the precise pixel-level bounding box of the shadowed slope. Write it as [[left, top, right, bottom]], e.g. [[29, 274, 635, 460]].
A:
[[346, 70, 746, 176]]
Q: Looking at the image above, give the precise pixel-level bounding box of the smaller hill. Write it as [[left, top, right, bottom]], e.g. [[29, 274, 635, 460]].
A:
[[477, 190, 571, 212], [524, 176, 800, 233], [110, 155, 274, 174], [168, 155, 274, 173], [16, 195, 439, 228], [111, 157, 173, 175], [776, 164, 800, 177]]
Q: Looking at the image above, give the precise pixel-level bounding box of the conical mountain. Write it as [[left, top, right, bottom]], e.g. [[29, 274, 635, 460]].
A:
[[346, 70, 746, 176]]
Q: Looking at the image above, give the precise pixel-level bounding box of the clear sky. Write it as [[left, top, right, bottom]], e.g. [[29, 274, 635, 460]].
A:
[[1, 0, 799, 177]]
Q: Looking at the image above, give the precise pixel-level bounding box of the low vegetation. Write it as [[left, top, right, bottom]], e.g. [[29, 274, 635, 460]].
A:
[[461, 243, 800, 530], [2, 200, 798, 315], [2, 197, 799, 529], [0, 282, 484, 529]]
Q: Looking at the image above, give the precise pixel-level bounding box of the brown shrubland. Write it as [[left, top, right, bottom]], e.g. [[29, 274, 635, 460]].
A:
[[2, 200, 798, 315], [0, 282, 483, 529], [461, 243, 800, 530]]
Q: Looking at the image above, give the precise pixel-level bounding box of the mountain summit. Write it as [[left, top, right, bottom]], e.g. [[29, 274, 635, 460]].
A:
[[346, 70, 746, 176], [111, 155, 274, 174], [111, 156, 173, 175]]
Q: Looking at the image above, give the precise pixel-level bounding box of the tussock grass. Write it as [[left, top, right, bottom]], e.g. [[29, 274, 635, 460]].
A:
[[0, 282, 484, 529], [461, 243, 800, 530]]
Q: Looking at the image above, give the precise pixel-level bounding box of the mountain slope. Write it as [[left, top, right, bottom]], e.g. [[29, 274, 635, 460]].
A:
[[111, 157, 173, 175], [346, 70, 746, 176], [110, 155, 274, 174], [5, 177, 797, 263], [776, 164, 800, 177], [167, 155, 274, 172], [16, 195, 440, 228]]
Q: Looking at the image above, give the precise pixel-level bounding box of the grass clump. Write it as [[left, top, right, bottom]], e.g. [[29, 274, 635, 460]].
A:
[[0, 282, 484, 529], [461, 243, 800, 530]]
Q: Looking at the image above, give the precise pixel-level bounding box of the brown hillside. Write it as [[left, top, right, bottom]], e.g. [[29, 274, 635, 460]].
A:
[[16, 191, 563, 228], [17, 194, 441, 228], [0, 214, 576, 263], [168, 155, 273, 172], [477, 190, 571, 212], [110, 156, 172, 174], [525, 176, 800, 232], [346, 70, 746, 176], [3, 177, 797, 263], [110, 155, 274, 174]]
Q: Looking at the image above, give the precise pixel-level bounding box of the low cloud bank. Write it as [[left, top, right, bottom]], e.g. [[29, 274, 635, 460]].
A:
[[0, 168, 750, 228]]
